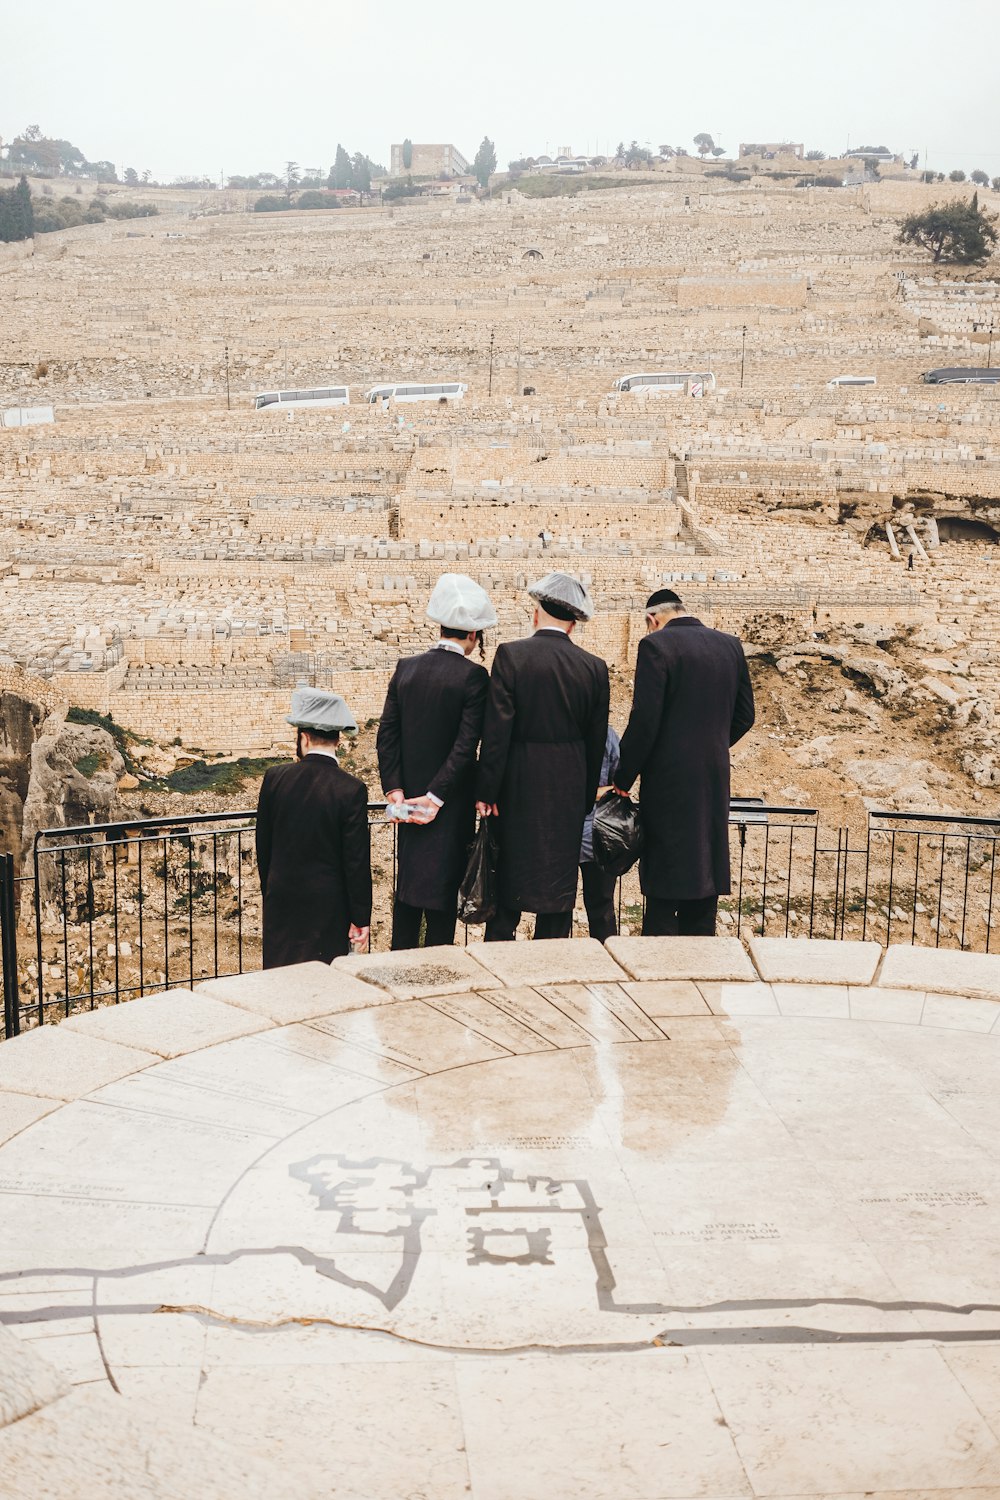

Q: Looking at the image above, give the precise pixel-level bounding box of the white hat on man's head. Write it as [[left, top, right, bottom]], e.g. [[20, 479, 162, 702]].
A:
[[285, 685, 358, 734], [528, 571, 595, 622], [426, 573, 498, 631]]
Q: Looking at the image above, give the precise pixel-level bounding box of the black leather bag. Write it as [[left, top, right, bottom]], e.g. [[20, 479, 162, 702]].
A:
[[592, 792, 644, 877], [458, 819, 500, 924]]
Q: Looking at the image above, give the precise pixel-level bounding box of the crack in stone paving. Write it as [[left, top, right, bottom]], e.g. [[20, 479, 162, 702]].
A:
[[2, 1249, 1000, 1348]]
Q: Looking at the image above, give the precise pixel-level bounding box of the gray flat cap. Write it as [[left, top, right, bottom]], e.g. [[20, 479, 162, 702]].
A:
[[286, 686, 358, 734], [528, 571, 595, 622]]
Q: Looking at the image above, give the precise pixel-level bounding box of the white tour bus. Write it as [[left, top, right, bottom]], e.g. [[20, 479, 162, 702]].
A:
[[612, 371, 717, 395], [254, 386, 350, 411], [826, 374, 877, 388], [365, 382, 467, 404]]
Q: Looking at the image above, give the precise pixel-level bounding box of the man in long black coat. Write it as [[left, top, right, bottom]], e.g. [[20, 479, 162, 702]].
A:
[[476, 572, 610, 941], [614, 589, 755, 936], [256, 688, 372, 968], [377, 574, 495, 949]]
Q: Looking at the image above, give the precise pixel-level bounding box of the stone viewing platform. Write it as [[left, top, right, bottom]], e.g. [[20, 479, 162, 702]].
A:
[[3, 934, 1000, 1497]]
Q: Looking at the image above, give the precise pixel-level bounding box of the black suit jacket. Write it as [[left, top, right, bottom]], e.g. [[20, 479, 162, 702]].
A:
[[476, 630, 610, 913], [616, 617, 754, 900], [376, 646, 489, 910], [256, 754, 372, 968]]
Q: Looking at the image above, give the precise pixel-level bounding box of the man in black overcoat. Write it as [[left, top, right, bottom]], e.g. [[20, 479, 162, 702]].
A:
[[614, 589, 755, 936], [256, 688, 372, 968], [377, 574, 495, 949], [476, 572, 610, 941]]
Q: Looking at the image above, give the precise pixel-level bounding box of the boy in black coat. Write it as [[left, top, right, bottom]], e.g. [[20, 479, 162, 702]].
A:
[[476, 573, 610, 941], [256, 689, 372, 968], [614, 589, 755, 936], [377, 575, 496, 949]]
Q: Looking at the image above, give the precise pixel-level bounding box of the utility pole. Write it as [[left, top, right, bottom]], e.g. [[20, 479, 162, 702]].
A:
[[740, 324, 748, 388], [488, 327, 495, 398]]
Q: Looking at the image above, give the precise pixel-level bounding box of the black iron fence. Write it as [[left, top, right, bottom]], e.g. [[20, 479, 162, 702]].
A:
[[2, 803, 999, 1040]]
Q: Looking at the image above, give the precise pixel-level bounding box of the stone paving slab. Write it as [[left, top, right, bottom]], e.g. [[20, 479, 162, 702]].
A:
[[0, 1326, 68, 1430], [749, 936, 882, 986], [332, 945, 500, 1000], [879, 945, 1000, 1001], [60, 990, 272, 1059], [467, 938, 627, 987], [0, 1384, 325, 1499], [606, 935, 755, 982], [198, 962, 388, 1023], [0, 1091, 58, 1147], [0, 1026, 154, 1101]]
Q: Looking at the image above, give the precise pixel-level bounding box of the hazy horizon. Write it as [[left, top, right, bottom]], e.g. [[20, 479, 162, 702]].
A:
[[2, 0, 998, 183]]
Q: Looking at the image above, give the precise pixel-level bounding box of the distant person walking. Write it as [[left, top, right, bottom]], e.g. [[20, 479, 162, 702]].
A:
[[256, 688, 372, 967], [579, 724, 622, 943], [614, 589, 755, 936], [377, 574, 495, 950], [476, 572, 610, 941]]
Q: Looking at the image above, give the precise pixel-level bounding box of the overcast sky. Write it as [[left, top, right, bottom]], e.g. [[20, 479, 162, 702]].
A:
[[2, 0, 997, 181]]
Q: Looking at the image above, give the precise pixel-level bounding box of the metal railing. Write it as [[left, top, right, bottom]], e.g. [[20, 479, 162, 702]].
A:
[[3, 802, 1000, 1040]]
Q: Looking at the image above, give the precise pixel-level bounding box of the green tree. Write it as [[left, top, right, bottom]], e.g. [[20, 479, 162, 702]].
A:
[[693, 132, 714, 157], [993, 177, 1000, 193], [624, 140, 652, 169], [349, 153, 372, 198], [806, 149, 827, 161], [123, 167, 139, 186], [284, 160, 299, 199], [898, 196, 999, 264], [472, 136, 497, 190], [949, 168, 967, 182], [971, 169, 989, 186], [329, 144, 352, 189], [402, 138, 413, 169]]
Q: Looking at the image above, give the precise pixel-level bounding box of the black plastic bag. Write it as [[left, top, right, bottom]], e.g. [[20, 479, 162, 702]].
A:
[[458, 818, 500, 924], [592, 792, 644, 877]]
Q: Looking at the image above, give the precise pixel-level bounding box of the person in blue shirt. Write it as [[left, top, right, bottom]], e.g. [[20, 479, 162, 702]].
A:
[[578, 724, 621, 942]]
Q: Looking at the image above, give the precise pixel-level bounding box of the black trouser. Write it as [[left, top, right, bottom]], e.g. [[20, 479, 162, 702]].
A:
[[391, 898, 458, 950], [484, 905, 573, 942], [642, 895, 718, 937], [580, 862, 618, 944]]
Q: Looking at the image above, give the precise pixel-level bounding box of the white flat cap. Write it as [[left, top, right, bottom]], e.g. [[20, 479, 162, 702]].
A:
[[528, 571, 595, 622], [286, 686, 358, 734], [426, 573, 497, 631]]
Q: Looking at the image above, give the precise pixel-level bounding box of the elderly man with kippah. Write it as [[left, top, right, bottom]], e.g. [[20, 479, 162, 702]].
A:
[[476, 572, 610, 942], [614, 589, 755, 937], [255, 687, 372, 967]]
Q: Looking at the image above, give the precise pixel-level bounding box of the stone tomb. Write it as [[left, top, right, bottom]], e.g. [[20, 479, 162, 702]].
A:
[[3, 934, 1000, 1496]]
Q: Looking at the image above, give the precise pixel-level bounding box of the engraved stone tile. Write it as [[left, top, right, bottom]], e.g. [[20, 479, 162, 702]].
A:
[[481, 987, 594, 1048], [466, 937, 627, 987], [535, 984, 648, 1042], [198, 962, 388, 1024], [0, 1026, 155, 1102], [61, 989, 271, 1058], [749, 936, 882, 986], [305, 1000, 512, 1072], [427, 992, 556, 1053], [880, 945, 1000, 1001], [607, 934, 754, 982], [332, 944, 499, 999]]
